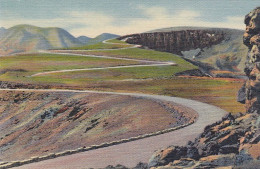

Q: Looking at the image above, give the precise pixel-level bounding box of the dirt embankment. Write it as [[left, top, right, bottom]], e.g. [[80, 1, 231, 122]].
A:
[[0, 90, 197, 162]]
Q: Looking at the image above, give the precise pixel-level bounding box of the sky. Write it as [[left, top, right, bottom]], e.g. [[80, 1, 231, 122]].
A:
[[0, 0, 259, 37]]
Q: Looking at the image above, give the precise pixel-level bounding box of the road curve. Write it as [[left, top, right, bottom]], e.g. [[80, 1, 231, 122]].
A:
[[33, 50, 176, 76], [35, 38, 176, 77], [3, 88, 228, 169], [35, 52, 176, 77]]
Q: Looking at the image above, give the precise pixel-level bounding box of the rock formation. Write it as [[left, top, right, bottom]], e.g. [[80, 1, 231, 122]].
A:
[[118, 30, 225, 55], [118, 28, 248, 73], [243, 7, 260, 112]]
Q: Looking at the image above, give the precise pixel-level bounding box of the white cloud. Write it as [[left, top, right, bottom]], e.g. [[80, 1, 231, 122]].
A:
[[0, 6, 245, 37]]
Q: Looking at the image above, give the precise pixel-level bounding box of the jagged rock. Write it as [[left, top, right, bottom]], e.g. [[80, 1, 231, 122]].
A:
[[171, 158, 196, 167], [148, 146, 187, 167], [197, 154, 236, 167], [250, 35, 260, 46], [118, 30, 225, 55], [186, 146, 200, 160], [103, 164, 128, 169], [102, 163, 148, 169], [133, 162, 148, 169], [234, 152, 254, 166], [243, 7, 260, 112], [218, 131, 240, 146]]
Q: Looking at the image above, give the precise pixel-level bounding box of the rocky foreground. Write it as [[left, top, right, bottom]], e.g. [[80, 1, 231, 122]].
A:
[[105, 7, 260, 169]]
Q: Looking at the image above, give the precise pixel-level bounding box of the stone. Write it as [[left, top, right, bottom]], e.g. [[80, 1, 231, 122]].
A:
[[199, 154, 236, 167], [148, 146, 187, 167], [104, 164, 128, 169], [133, 162, 148, 169], [186, 146, 200, 160], [243, 7, 260, 112], [170, 158, 196, 168]]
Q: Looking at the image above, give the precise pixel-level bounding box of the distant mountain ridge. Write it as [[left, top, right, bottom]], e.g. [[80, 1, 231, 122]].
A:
[[0, 24, 119, 55], [0, 24, 83, 55]]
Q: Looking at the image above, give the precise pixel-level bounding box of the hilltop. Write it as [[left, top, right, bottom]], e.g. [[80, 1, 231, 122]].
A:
[[0, 24, 82, 55], [85, 33, 119, 45]]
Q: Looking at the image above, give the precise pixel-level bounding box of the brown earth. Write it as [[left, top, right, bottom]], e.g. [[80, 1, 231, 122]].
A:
[[0, 90, 197, 162]]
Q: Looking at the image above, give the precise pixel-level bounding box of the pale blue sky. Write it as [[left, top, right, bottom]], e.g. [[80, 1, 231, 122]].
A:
[[0, 0, 259, 37]]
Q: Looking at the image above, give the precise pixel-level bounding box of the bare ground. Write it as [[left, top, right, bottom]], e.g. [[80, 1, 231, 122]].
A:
[[0, 90, 197, 162]]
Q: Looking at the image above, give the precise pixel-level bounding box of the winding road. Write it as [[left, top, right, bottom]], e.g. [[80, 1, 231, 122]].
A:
[[4, 88, 227, 169], [1, 39, 227, 168], [36, 39, 176, 77]]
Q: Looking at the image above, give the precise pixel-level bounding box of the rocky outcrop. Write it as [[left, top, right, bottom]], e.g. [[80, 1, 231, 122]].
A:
[[119, 27, 248, 73], [243, 7, 260, 112], [147, 112, 259, 168], [118, 30, 225, 55], [146, 7, 260, 169]]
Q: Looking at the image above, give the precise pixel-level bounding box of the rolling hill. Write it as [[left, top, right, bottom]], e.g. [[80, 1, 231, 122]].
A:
[[0, 25, 83, 55], [86, 33, 119, 45], [77, 35, 92, 44], [0, 25, 119, 55]]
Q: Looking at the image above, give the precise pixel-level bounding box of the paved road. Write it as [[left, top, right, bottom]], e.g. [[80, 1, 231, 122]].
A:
[[36, 39, 176, 77], [2, 88, 228, 169]]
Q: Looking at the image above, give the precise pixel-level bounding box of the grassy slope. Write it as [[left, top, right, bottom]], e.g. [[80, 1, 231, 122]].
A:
[[74, 77, 245, 113], [0, 53, 139, 73], [29, 48, 196, 84], [105, 39, 128, 44], [0, 40, 244, 113]]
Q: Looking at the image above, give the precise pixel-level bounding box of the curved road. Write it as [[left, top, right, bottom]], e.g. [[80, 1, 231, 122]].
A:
[[2, 88, 228, 169], [36, 40, 176, 77]]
